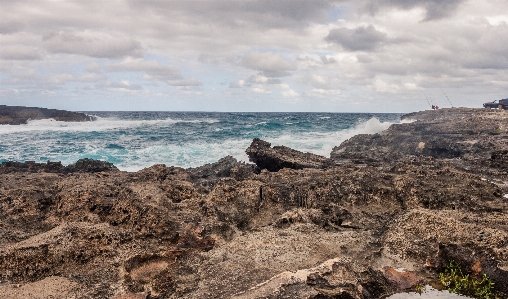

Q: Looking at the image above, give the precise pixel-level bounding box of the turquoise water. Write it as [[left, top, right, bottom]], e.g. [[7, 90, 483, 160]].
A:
[[0, 112, 403, 171]]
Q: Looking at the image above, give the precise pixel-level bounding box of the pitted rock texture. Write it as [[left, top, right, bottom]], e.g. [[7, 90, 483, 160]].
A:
[[1, 108, 507, 298]]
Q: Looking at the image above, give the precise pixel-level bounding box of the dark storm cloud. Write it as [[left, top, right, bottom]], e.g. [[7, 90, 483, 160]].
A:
[[325, 25, 387, 51], [0, 20, 26, 34], [363, 0, 467, 21], [129, 0, 335, 29], [44, 32, 143, 59]]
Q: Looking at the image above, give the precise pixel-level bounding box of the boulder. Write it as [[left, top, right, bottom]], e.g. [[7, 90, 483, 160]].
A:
[[246, 138, 335, 171]]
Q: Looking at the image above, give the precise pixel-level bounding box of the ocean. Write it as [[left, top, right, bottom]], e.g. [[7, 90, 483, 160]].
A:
[[0, 112, 404, 171]]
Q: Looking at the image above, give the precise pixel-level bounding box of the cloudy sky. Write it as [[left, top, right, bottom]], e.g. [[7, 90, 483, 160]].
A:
[[1, 0, 507, 112]]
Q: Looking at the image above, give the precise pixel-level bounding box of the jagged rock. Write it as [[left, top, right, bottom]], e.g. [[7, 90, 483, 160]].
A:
[[0, 105, 95, 125], [187, 156, 257, 189], [0, 160, 65, 174], [1, 109, 508, 298], [331, 108, 508, 169], [0, 159, 118, 174], [246, 138, 335, 171], [64, 158, 119, 173]]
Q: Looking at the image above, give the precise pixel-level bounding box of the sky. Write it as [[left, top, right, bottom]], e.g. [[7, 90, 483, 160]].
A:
[[0, 0, 507, 112]]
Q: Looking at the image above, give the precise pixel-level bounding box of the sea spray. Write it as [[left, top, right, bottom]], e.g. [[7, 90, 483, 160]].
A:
[[0, 112, 403, 171]]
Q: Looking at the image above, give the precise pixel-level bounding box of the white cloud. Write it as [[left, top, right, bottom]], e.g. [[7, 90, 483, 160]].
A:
[[229, 80, 245, 88], [251, 86, 271, 94], [1, 0, 508, 111], [304, 89, 341, 97], [43, 31, 143, 59], [0, 46, 43, 60], [247, 75, 281, 84], [242, 52, 297, 77], [107, 58, 202, 86], [86, 62, 102, 73], [282, 89, 299, 97], [374, 79, 401, 94], [47, 73, 106, 84]]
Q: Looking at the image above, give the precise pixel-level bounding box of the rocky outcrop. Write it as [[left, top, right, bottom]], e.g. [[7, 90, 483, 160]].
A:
[[331, 108, 508, 168], [0, 105, 95, 125], [1, 108, 507, 298], [246, 138, 335, 171], [0, 159, 118, 174]]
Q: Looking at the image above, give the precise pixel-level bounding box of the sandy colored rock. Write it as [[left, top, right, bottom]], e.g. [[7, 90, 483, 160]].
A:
[[0, 276, 80, 299]]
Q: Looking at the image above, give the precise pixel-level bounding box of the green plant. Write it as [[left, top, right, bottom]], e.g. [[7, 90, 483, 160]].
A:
[[415, 283, 425, 295], [439, 260, 498, 299]]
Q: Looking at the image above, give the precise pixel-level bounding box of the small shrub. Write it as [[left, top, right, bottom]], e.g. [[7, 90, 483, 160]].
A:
[[439, 260, 499, 299], [415, 283, 425, 295]]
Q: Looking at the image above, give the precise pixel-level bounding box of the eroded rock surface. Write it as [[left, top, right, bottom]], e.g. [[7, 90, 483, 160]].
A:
[[1, 108, 507, 298], [246, 138, 335, 171]]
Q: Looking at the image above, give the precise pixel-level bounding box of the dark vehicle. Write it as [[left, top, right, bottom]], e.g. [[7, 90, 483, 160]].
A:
[[483, 99, 508, 109]]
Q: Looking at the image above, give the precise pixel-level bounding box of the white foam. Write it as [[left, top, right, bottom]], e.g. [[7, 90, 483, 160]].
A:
[[116, 139, 252, 171], [0, 117, 219, 134], [0, 115, 399, 172], [266, 117, 396, 158]]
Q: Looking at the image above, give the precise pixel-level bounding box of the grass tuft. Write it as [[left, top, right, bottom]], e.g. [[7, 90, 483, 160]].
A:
[[438, 260, 501, 299]]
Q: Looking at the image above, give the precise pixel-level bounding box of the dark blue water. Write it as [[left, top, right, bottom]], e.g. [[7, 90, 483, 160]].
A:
[[0, 112, 402, 171]]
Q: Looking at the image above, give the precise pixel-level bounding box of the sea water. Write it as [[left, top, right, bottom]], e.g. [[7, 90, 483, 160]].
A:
[[0, 112, 403, 171], [387, 285, 473, 299]]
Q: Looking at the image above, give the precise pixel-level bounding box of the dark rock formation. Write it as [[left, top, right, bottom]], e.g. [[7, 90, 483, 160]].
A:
[[0, 159, 118, 174], [0, 108, 507, 298], [246, 138, 335, 171], [0, 105, 95, 125], [331, 108, 508, 168], [64, 158, 119, 173], [187, 156, 257, 187]]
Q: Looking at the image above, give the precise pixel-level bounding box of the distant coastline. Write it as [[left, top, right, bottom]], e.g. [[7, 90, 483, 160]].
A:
[[0, 105, 95, 125]]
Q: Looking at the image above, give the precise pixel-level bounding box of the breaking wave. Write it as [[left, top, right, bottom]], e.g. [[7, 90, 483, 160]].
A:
[[0, 112, 402, 171]]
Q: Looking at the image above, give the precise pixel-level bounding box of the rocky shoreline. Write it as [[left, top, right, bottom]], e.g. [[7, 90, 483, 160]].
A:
[[0, 108, 507, 299], [0, 105, 95, 125]]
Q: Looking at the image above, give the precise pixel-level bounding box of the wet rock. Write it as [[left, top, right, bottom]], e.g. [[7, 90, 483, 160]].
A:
[[246, 138, 335, 171], [382, 267, 424, 291]]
